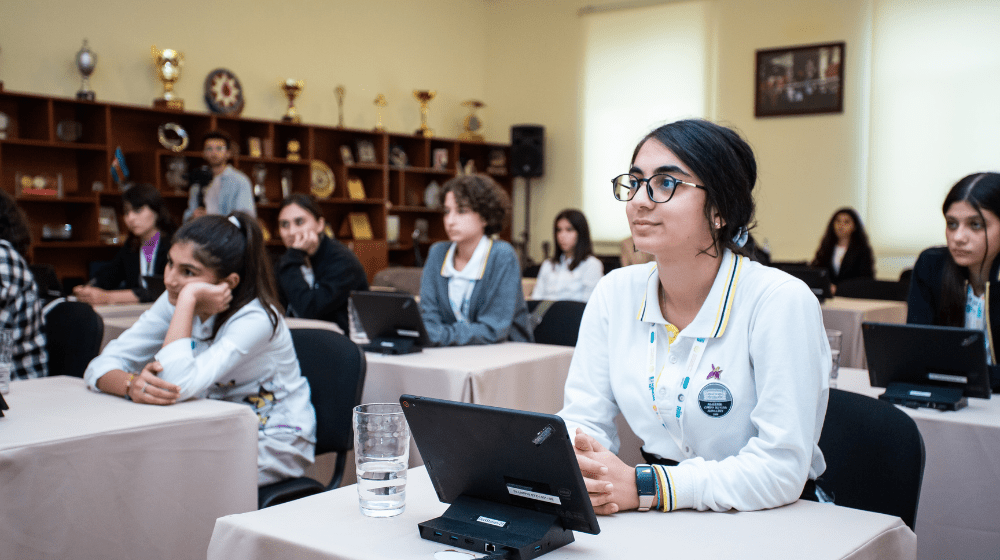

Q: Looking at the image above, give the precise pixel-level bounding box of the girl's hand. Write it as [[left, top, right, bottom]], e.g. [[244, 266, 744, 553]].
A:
[[573, 428, 641, 514], [128, 361, 181, 405], [178, 281, 233, 317], [291, 229, 321, 255], [73, 285, 109, 305]]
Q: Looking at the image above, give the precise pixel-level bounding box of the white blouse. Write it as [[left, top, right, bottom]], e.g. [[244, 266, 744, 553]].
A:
[[531, 255, 604, 302]]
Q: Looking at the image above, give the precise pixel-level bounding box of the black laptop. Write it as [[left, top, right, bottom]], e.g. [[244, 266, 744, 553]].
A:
[[779, 265, 833, 301], [350, 291, 430, 354], [862, 322, 992, 410], [400, 395, 600, 560]]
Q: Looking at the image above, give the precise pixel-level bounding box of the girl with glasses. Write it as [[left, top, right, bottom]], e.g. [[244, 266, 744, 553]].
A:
[[559, 119, 830, 514], [531, 209, 604, 302], [908, 172, 1000, 390]]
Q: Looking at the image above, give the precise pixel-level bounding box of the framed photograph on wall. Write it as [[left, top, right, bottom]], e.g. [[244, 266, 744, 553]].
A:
[[755, 41, 844, 117]]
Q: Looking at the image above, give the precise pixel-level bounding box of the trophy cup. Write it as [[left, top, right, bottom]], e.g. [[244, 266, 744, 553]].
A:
[[151, 45, 184, 110], [374, 94, 387, 132], [335, 85, 345, 128], [75, 39, 97, 101], [413, 90, 436, 138], [459, 100, 485, 142], [252, 164, 268, 204], [280, 79, 304, 123]]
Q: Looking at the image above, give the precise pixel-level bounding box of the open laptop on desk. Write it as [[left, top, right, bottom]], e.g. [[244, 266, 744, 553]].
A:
[[350, 291, 430, 354], [779, 265, 833, 301], [862, 322, 992, 411], [400, 395, 600, 560]]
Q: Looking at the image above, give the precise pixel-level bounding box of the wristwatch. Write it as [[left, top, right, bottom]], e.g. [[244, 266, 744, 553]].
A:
[[636, 464, 656, 511]]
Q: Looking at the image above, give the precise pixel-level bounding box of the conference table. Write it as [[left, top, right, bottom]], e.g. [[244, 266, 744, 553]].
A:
[[838, 368, 1000, 560], [0, 376, 259, 560], [207, 465, 916, 560], [820, 298, 907, 368]]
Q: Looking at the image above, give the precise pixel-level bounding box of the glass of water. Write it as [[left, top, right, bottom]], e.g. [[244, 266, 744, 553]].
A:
[[826, 329, 843, 389], [354, 403, 409, 517]]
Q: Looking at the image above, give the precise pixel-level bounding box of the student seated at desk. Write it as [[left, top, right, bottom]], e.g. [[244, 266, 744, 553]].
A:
[[74, 184, 175, 304], [559, 119, 829, 514], [274, 194, 368, 333], [908, 172, 1000, 390], [809, 207, 875, 294], [419, 175, 532, 346], [84, 213, 316, 485], [531, 209, 604, 302], [0, 190, 48, 379]]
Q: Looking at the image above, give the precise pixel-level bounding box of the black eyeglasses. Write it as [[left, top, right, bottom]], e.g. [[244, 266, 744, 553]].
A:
[[611, 173, 705, 203]]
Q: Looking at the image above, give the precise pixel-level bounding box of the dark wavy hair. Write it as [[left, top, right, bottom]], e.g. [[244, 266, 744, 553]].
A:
[[122, 183, 176, 251], [550, 209, 594, 271], [173, 212, 282, 340], [440, 174, 510, 236], [279, 193, 323, 221], [202, 129, 234, 151], [937, 172, 1000, 326], [632, 119, 757, 257], [809, 207, 874, 273], [0, 190, 31, 258]]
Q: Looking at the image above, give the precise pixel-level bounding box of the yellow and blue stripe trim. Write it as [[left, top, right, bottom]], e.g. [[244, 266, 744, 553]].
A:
[[708, 253, 744, 338]]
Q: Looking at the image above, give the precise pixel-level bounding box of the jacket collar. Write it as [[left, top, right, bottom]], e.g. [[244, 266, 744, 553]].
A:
[[636, 249, 745, 339], [440, 236, 493, 280]]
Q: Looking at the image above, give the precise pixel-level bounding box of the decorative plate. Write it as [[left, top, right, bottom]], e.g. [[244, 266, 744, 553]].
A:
[[310, 160, 335, 199], [204, 68, 245, 116], [157, 122, 189, 152]]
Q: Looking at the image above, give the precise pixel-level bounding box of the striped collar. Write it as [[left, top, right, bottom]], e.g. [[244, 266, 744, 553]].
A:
[[440, 235, 493, 280], [636, 249, 745, 339]]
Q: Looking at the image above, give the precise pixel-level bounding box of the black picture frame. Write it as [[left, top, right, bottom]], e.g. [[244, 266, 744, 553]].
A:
[[755, 41, 844, 117]]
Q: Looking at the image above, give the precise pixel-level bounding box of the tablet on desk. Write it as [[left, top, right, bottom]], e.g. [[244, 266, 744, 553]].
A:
[[401, 395, 599, 560], [862, 321, 991, 410], [350, 291, 430, 354]]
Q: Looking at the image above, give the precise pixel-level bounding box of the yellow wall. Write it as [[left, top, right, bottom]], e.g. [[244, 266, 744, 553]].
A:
[[0, 0, 909, 275]]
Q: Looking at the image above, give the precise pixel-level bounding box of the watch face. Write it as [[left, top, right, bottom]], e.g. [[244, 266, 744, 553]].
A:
[[204, 68, 245, 116]]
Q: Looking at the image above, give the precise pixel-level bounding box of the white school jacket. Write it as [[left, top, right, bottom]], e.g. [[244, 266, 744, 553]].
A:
[[559, 250, 829, 512]]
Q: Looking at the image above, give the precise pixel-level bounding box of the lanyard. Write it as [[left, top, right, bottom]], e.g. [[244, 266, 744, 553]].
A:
[[648, 322, 708, 451]]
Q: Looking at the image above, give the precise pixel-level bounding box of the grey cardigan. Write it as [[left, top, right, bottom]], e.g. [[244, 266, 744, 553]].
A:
[[419, 239, 533, 346]]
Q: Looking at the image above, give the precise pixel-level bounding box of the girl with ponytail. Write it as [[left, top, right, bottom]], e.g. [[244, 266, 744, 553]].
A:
[[84, 212, 316, 486]]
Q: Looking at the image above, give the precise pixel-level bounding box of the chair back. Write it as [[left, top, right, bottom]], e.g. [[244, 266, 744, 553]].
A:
[[290, 328, 366, 456], [372, 266, 423, 295], [528, 300, 587, 347], [835, 278, 907, 301], [817, 388, 925, 530], [43, 301, 104, 378]]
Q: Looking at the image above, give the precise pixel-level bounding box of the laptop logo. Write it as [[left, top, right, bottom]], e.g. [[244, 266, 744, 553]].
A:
[[476, 516, 507, 528], [962, 335, 978, 347], [532, 425, 553, 446]]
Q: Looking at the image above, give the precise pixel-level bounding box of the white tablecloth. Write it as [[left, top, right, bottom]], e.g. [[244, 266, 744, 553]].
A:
[[821, 298, 907, 368], [207, 465, 915, 560], [838, 368, 1000, 560], [92, 302, 155, 320], [0, 376, 259, 560]]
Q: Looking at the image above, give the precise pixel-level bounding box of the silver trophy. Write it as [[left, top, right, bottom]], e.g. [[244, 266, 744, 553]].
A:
[[76, 39, 96, 101], [252, 164, 269, 204]]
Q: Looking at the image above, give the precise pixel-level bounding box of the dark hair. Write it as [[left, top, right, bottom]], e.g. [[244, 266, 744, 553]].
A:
[[0, 190, 31, 258], [202, 129, 234, 151], [937, 172, 1000, 326], [551, 209, 594, 271], [632, 119, 757, 257], [172, 212, 282, 340], [440, 174, 511, 236], [809, 207, 874, 274], [279, 193, 323, 221], [122, 183, 176, 251]]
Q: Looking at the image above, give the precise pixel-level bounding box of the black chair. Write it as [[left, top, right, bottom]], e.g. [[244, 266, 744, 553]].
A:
[[526, 300, 587, 347], [257, 328, 367, 509], [817, 389, 925, 530], [522, 263, 541, 279], [28, 264, 63, 304], [835, 278, 907, 301], [42, 300, 104, 378]]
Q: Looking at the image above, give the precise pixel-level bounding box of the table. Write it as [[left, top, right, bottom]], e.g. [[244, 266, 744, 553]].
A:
[[838, 368, 1000, 560], [821, 298, 907, 368], [92, 302, 155, 320], [207, 466, 915, 560], [101, 313, 344, 350], [0, 376, 259, 560]]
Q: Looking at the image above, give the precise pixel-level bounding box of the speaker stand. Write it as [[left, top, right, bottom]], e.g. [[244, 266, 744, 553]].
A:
[[520, 177, 536, 271]]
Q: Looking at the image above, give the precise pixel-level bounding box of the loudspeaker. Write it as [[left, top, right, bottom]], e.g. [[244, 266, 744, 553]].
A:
[[510, 125, 544, 178]]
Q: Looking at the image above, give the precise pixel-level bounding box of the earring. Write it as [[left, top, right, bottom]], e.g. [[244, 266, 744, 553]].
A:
[[714, 221, 721, 228]]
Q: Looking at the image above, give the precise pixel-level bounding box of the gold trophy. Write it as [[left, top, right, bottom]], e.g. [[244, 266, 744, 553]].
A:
[[335, 85, 345, 128], [280, 79, 304, 123], [413, 90, 436, 138], [151, 45, 184, 110], [459, 100, 485, 142], [374, 94, 387, 132]]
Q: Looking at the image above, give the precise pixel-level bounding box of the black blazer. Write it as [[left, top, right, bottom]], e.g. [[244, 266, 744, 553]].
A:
[[91, 238, 171, 302], [825, 243, 875, 285], [275, 235, 369, 333]]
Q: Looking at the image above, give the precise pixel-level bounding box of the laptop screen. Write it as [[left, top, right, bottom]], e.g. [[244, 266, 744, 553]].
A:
[[350, 291, 430, 348]]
